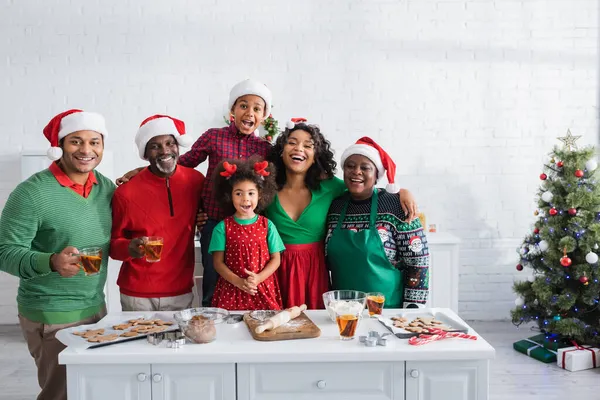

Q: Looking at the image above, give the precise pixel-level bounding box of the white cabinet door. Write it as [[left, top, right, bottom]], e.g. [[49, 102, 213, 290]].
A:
[[405, 360, 489, 400], [151, 363, 236, 400], [66, 364, 151, 400], [237, 362, 404, 400]]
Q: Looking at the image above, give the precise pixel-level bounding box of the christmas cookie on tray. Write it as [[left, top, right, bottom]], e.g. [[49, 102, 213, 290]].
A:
[[378, 310, 469, 339]]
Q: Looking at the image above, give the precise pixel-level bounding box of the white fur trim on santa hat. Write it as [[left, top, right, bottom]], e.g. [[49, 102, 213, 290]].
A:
[[340, 144, 386, 179], [228, 79, 272, 117], [47, 147, 63, 161], [135, 117, 190, 160], [386, 183, 400, 194], [58, 112, 107, 140]]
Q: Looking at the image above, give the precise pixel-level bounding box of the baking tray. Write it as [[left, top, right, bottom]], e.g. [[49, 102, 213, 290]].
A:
[[56, 313, 178, 349], [378, 310, 469, 339]]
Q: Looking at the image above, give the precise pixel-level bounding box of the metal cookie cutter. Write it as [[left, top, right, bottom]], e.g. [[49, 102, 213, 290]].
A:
[[165, 331, 186, 349], [147, 332, 164, 346], [361, 331, 391, 347]]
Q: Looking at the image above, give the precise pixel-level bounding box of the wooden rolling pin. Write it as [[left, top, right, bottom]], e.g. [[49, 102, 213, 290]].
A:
[[255, 304, 307, 334]]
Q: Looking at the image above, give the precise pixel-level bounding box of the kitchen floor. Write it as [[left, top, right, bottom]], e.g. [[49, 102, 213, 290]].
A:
[[0, 321, 598, 400]]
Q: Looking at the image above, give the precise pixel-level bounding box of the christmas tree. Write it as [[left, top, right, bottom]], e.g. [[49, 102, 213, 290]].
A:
[[512, 131, 600, 346]]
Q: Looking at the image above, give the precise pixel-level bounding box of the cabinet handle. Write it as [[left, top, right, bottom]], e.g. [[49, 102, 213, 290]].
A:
[[410, 369, 419, 378], [137, 373, 147, 382], [316, 380, 327, 389], [152, 374, 163, 383]]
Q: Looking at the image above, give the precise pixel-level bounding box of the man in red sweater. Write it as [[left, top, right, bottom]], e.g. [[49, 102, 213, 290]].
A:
[[110, 115, 204, 311]]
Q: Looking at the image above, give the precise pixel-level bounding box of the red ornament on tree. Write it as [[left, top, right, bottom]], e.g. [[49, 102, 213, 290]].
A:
[[575, 169, 584, 178], [568, 208, 577, 216], [557, 161, 564, 167], [534, 228, 540, 234], [560, 256, 572, 267], [540, 173, 548, 180], [580, 275, 589, 285], [560, 247, 572, 267], [549, 208, 558, 216], [516, 264, 523, 271]]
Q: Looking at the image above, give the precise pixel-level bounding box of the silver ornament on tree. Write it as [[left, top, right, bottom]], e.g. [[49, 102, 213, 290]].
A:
[[515, 297, 525, 307], [585, 159, 598, 172], [585, 252, 599, 264], [538, 240, 549, 252], [541, 191, 554, 203]]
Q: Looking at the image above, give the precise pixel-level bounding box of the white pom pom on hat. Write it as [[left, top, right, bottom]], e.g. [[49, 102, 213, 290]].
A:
[[285, 117, 307, 130], [340, 136, 400, 193], [228, 79, 272, 117], [135, 115, 191, 160], [43, 109, 108, 160]]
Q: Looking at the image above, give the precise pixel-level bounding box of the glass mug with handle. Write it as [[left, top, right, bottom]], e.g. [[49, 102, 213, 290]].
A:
[[144, 236, 164, 263], [78, 247, 102, 276]]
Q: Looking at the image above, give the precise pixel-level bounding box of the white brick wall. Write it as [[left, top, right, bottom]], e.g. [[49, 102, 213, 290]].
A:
[[0, 0, 597, 323]]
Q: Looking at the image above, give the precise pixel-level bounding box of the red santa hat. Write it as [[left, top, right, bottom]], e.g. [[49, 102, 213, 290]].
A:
[[135, 115, 193, 160], [340, 136, 400, 193], [43, 109, 108, 160], [228, 79, 272, 117]]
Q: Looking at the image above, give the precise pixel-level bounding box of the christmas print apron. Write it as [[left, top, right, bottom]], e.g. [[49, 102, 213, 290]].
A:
[[326, 190, 403, 308], [211, 216, 283, 311]]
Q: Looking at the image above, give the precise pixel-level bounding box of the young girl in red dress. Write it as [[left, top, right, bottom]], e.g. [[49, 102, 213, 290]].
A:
[[208, 157, 285, 310]]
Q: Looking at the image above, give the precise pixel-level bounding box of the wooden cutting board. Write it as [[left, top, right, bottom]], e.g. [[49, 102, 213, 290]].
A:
[[243, 312, 321, 341]]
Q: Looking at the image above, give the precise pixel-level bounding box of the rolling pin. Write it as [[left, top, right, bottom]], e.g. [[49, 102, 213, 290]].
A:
[[255, 304, 307, 334]]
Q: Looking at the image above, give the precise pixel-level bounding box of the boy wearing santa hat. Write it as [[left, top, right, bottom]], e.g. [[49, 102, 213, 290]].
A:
[[324, 137, 430, 308], [117, 79, 272, 306], [110, 115, 204, 311], [0, 109, 114, 400]]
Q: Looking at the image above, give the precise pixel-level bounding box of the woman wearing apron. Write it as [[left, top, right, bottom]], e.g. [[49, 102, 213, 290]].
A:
[[266, 121, 420, 309], [325, 137, 430, 308]]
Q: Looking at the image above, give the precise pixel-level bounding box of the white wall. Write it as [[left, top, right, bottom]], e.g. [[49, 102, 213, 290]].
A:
[[0, 0, 597, 323]]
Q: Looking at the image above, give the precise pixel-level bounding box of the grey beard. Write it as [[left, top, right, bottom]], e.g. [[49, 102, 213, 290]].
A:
[[156, 156, 176, 174]]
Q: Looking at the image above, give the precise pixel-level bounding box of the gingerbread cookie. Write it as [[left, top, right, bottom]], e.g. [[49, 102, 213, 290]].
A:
[[119, 331, 139, 338], [87, 334, 118, 343], [404, 327, 426, 333], [155, 320, 174, 326], [391, 316, 407, 323], [113, 323, 133, 330], [393, 321, 407, 328]]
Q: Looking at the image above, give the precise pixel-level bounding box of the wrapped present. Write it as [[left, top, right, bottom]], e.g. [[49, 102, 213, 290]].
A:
[[557, 343, 600, 372], [513, 337, 557, 363], [527, 333, 572, 351]]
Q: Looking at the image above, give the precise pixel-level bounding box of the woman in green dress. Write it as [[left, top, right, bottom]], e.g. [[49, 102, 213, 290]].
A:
[[266, 120, 419, 309]]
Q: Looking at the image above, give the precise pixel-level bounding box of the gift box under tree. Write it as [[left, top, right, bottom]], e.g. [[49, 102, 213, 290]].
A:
[[557, 343, 600, 372], [513, 334, 571, 363]]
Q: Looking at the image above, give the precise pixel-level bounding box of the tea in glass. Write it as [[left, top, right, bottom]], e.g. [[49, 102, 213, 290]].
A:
[[145, 237, 164, 263], [336, 314, 359, 340], [366, 292, 385, 317], [79, 247, 102, 276]]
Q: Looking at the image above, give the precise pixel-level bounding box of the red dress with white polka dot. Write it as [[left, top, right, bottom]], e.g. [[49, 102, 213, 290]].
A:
[[212, 215, 283, 311]]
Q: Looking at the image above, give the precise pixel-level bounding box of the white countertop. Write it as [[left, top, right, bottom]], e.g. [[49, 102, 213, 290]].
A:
[[59, 308, 494, 365]]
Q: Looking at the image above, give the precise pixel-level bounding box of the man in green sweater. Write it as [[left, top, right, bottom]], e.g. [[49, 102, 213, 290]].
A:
[[0, 109, 115, 400]]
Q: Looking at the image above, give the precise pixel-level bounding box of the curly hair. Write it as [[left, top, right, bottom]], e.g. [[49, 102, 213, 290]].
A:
[[212, 156, 278, 217], [267, 122, 337, 190]]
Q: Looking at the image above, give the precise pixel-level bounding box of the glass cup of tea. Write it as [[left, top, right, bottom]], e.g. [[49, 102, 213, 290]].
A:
[[334, 301, 365, 341], [366, 292, 385, 317], [145, 237, 164, 263], [78, 247, 102, 276]]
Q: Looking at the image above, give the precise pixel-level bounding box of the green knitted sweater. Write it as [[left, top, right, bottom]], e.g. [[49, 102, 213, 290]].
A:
[[0, 169, 115, 324]]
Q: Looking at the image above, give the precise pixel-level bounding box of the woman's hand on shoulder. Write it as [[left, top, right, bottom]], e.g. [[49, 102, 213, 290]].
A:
[[399, 188, 418, 222]]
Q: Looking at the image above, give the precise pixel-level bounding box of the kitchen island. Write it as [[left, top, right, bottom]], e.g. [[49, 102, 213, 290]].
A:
[[59, 308, 494, 400]]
